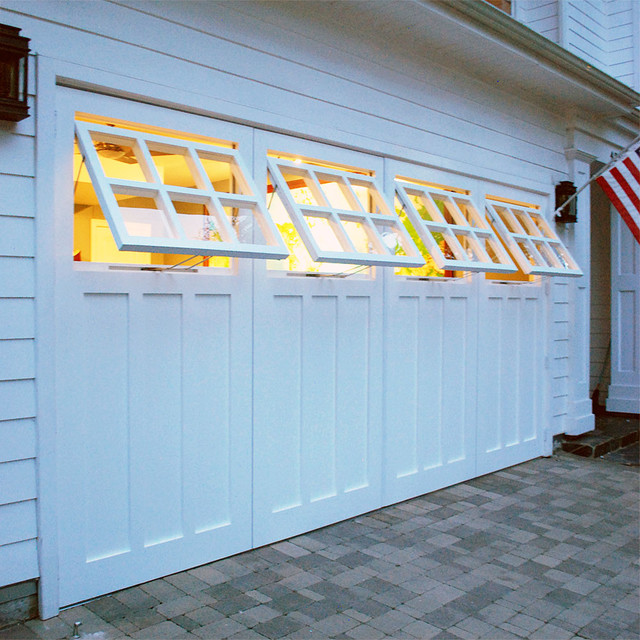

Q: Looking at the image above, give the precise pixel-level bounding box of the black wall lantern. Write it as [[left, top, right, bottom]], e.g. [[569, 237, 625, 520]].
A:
[[555, 180, 577, 224], [0, 24, 30, 122]]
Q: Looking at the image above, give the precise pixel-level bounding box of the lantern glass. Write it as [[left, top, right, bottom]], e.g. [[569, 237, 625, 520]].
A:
[[0, 56, 17, 99], [555, 181, 577, 224], [0, 24, 30, 121]]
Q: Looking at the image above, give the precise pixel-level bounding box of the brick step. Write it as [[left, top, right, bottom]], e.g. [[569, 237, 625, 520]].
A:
[[558, 414, 639, 459]]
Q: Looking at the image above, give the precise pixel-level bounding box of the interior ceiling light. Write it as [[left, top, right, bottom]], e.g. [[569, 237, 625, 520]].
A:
[[95, 142, 130, 161]]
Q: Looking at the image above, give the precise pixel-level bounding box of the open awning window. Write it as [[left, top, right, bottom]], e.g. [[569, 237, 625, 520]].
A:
[[485, 199, 582, 276], [74, 121, 289, 259], [395, 180, 518, 273], [267, 157, 425, 267]]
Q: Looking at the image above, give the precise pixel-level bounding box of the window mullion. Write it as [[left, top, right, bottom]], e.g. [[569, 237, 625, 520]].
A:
[[136, 141, 185, 240]]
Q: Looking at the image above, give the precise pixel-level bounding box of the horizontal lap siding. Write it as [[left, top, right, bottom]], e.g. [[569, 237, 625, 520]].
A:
[[518, 0, 560, 44], [565, 0, 609, 73], [607, 1, 638, 91], [0, 63, 37, 587], [518, 1, 637, 92], [551, 280, 570, 434], [0, 1, 566, 186]]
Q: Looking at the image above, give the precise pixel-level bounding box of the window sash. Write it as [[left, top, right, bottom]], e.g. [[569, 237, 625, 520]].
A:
[[485, 200, 582, 276], [395, 181, 517, 273], [267, 157, 425, 267], [75, 121, 290, 259]]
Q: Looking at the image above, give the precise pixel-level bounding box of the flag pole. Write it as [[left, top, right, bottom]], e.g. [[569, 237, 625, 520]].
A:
[[553, 134, 640, 217]]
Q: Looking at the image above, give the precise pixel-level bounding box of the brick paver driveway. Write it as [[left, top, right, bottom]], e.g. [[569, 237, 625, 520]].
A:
[[6, 451, 639, 640]]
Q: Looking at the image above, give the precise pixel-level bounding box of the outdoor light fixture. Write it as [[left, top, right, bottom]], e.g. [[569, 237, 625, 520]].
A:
[[555, 180, 577, 223], [0, 23, 30, 122]]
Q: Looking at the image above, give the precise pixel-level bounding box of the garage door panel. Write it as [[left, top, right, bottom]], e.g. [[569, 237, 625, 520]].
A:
[[130, 293, 184, 549], [336, 295, 374, 494], [253, 282, 383, 547], [183, 293, 235, 535], [81, 293, 131, 564], [476, 285, 544, 477], [58, 283, 254, 607], [383, 286, 478, 506]]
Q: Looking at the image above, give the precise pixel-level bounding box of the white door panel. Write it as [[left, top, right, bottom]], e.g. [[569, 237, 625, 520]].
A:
[[383, 279, 479, 505], [55, 91, 254, 606], [252, 133, 384, 546], [476, 283, 545, 476]]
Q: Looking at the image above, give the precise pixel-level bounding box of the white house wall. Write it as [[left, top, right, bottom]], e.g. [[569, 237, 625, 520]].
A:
[[0, 0, 625, 610], [516, 0, 640, 91], [607, 1, 639, 91], [514, 0, 560, 43], [0, 67, 38, 588]]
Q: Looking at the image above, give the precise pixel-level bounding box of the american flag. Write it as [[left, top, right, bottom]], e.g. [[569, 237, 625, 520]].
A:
[[596, 141, 640, 244]]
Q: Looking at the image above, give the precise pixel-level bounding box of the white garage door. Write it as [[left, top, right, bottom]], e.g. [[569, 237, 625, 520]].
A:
[[52, 90, 563, 607]]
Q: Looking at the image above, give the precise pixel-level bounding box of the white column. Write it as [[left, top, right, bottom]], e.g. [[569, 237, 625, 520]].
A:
[[607, 212, 640, 414], [561, 149, 596, 435]]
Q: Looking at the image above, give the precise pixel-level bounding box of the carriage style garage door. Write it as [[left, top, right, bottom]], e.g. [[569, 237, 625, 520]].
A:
[[53, 90, 552, 606]]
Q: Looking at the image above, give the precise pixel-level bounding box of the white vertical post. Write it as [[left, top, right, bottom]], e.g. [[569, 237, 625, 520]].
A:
[[562, 148, 596, 435], [607, 212, 640, 414]]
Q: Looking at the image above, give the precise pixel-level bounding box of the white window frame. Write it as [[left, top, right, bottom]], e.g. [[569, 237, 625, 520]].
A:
[[395, 180, 518, 273], [75, 121, 290, 260], [485, 199, 582, 277], [267, 157, 425, 267]]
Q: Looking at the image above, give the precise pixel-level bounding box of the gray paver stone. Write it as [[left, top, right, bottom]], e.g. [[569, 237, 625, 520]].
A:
[[130, 620, 188, 639]]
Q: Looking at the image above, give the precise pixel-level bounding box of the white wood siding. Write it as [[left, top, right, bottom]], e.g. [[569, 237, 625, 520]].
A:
[[565, 0, 610, 72], [516, 0, 639, 91], [516, 0, 560, 43], [0, 1, 567, 187], [607, 1, 639, 91], [0, 0, 607, 602], [0, 66, 37, 586]]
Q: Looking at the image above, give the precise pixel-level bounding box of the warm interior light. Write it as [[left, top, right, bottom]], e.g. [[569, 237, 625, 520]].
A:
[[75, 112, 235, 148], [396, 176, 470, 195], [267, 151, 372, 176], [73, 116, 240, 268], [486, 194, 540, 209]]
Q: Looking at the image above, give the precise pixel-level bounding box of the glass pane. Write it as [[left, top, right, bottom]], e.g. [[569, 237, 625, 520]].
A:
[[307, 216, 344, 252], [280, 171, 320, 205], [529, 213, 554, 238], [394, 203, 445, 277], [514, 211, 540, 236], [432, 197, 455, 224], [408, 194, 434, 222], [114, 194, 174, 238], [223, 206, 254, 243], [151, 148, 197, 189], [319, 178, 355, 210], [516, 240, 540, 265], [173, 200, 225, 242], [353, 184, 381, 213], [94, 140, 147, 182], [493, 205, 519, 233], [267, 186, 362, 273], [532, 240, 560, 268], [343, 220, 371, 253], [547, 243, 572, 269], [455, 234, 480, 261], [198, 154, 236, 193], [453, 198, 481, 227], [481, 237, 504, 264]]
